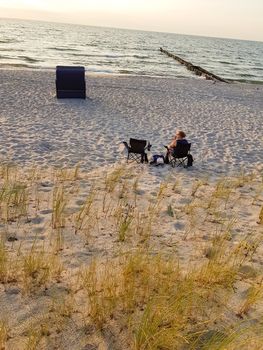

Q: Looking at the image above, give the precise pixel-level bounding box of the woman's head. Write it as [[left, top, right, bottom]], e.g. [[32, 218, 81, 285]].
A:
[[176, 130, 186, 139]]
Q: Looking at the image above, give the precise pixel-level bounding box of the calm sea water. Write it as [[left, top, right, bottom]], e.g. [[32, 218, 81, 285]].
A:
[[0, 18, 263, 83]]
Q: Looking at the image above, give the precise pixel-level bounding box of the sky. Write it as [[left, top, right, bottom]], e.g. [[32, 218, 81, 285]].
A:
[[0, 0, 263, 41]]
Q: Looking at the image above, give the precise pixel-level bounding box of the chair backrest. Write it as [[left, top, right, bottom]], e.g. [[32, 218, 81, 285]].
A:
[[56, 66, 85, 90], [173, 142, 191, 158], [56, 66, 86, 99], [129, 138, 147, 153]]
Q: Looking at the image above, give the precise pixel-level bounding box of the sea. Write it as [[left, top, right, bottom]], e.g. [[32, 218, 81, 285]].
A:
[[0, 18, 263, 84]]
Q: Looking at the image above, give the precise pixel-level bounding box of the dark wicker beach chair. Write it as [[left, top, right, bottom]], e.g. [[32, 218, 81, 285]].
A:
[[56, 66, 86, 99], [123, 138, 151, 163], [167, 142, 192, 168]]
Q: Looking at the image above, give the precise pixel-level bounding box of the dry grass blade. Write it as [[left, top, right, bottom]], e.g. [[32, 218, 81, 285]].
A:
[[257, 206, 263, 224], [0, 319, 9, 349], [52, 185, 67, 229]]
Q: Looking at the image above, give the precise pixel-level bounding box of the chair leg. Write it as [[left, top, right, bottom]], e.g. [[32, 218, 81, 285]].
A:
[[176, 158, 187, 167], [170, 157, 176, 167], [127, 152, 148, 164], [164, 153, 170, 164]]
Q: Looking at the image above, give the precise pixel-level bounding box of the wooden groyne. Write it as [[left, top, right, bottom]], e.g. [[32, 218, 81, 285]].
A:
[[159, 47, 229, 83]]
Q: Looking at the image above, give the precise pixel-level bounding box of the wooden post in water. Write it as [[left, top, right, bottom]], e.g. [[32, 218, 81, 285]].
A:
[[159, 47, 229, 83]]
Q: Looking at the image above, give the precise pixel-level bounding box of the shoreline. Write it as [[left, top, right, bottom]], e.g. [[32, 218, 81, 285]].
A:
[[0, 66, 263, 85]]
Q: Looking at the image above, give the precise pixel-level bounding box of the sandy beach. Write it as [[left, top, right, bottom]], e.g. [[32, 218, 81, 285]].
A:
[[0, 69, 263, 349], [0, 69, 262, 173]]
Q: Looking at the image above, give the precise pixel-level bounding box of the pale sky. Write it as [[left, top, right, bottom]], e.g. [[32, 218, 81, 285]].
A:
[[0, 0, 263, 41]]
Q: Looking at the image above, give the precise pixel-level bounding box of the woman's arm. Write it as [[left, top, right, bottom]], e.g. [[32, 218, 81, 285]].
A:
[[168, 138, 177, 149]]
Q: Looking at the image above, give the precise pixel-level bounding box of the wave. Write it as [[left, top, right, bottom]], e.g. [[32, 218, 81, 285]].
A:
[[230, 78, 263, 84], [0, 56, 41, 64], [219, 61, 237, 65], [133, 55, 149, 59], [118, 69, 133, 74], [240, 73, 255, 77], [83, 43, 99, 47], [0, 39, 21, 44], [48, 47, 80, 52], [105, 54, 130, 59], [0, 55, 41, 65], [19, 56, 42, 63], [70, 53, 149, 59], [0, 48, 25, 52], [86, 67, 114, 74], [124, 47, 154, 52]]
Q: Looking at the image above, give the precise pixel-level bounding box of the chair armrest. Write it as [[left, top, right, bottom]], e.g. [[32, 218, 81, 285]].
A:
[[123, 141, 130, 151], [145, 143, 152, 151]]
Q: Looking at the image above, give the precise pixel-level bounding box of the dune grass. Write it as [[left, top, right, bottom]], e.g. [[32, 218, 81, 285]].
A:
[[0, 163, 262, 349]]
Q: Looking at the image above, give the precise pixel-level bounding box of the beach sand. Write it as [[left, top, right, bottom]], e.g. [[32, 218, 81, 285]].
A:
[[0, 70, 263, 349], [0, 69, 262, 173]]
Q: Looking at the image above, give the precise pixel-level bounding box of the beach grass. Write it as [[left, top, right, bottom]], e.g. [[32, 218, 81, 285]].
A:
[[0, 163, 262, 349]]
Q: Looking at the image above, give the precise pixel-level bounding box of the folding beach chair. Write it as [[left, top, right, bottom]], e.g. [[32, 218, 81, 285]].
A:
[[167, 142, 192, 168], [123, 138, 151, 163], [56, 66, 86, 99]]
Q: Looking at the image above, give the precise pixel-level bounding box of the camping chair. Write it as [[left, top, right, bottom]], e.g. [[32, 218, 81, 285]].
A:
[[168, 143, 192, 168], [123, 138, 151, 163]]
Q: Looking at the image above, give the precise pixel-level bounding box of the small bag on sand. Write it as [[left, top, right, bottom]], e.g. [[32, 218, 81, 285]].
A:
[[187, 154, 193, 167], [150, 155, 165, 166]]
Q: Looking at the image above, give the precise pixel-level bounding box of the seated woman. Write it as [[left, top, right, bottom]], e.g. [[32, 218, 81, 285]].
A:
[[164, 130, 188, 163]]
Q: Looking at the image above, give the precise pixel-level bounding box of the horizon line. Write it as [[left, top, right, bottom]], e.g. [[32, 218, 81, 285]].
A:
[[1, 16, 263, 44]]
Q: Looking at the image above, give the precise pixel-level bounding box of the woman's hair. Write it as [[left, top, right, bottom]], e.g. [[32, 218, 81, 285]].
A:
[[176, 130, 186, 138]]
